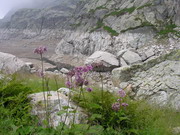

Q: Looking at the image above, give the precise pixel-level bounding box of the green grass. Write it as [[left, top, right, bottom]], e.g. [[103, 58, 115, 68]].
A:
[[104, 7, 136, 18], [158, 24, 180, 38], [90, 19, 104, 32], [121, 21, 154, 32], [103, 26, 119, 36], [72, 87, 180, 135], [0, 73, 180, 134], [18, 73, 65, 93]]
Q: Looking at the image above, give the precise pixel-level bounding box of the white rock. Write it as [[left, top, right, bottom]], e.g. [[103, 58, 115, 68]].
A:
[[0, 52, 30, 74], [60, 68, 69, 74], [54, 70, 59, 74], [172, 127, 180, 135], [58, 87, 71, 96], [25, 62, 34, 68], [85, 51, 119, 68], [145, 48, 155, 58], [116, 50, 127, 58], [120, 58, 128, 67], [28, 91, 86, 127], [122, 50, 142, 64]]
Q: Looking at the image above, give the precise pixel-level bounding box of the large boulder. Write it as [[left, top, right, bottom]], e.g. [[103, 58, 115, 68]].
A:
[[112, 50, 180, 111], [122, 50, 142, 65], [85, 51, 119, 71], [0, 52, 30, 74], [28, 90, 87, 127]]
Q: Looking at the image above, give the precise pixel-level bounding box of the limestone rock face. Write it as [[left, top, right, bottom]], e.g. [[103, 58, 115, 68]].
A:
[[74, 0, 180, 32], [28, 90, 87, 127], [0, 52, 29, 74], [85, 51, 119, 71], [55, 29, 180, 58], [112, 50, 180, 111]]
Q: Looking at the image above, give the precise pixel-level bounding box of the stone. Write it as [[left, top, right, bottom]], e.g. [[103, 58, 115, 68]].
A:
[[122, 51, 142, 65], [54, 70, 59, 74], [119, 82, 129, 89], [120, 58, 128, 67], [28, 91, 87, 127], [112, 50, 180, 110], [0, 74, 4, 80], [58, 87, 71, 96], [172, 127, 180, 135], [25, 62, 34, 68], [60, 68, 69, 74], [145, 48, 155, 58], [112, 66, 131, 82], [0, 52, 30, 74], [116, 50, 127, 59], [112, 51, 180, 111], [85, 51, 119, 71]]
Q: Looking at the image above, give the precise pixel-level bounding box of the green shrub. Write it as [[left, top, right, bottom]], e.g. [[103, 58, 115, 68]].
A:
[[72, 87, 180, 135], [158, 24, 180, 38]]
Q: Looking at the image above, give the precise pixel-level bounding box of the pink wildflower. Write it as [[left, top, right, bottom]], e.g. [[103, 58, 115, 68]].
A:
[[86, 87, 93, 92], [34, 46, 47, 55], [119, 89, 126, 98], [112, 102, 120, 112]]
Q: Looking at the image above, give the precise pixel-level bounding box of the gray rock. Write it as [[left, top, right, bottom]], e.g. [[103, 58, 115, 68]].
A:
[[85, 51, 119, 71], [172, 127, 180, 135], [0, 52, 30, 74], [116, 50, 127, 59], [25, 62, 34, 68], [112, 50, 180, 111], [60, 68, 69, 74], [58, 87, 71, 96], [145, 48, 155, 58], [112, 66, 131, 81], [119, 82, 129, 89], [28, 91, 86, 127], [0, 74, 4, 80], [122, 51, 142, 65], [120, 58, 128, 67], [54, 70, 59, 74]]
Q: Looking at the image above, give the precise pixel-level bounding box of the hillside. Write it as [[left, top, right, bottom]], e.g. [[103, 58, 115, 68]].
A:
[[0, 0, 179, 58]]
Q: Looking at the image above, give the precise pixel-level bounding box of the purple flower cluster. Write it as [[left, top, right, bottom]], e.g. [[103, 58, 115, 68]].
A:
[[112, 102, 121, 112], [112, 89, 128, 112], [65, 65, 93, 92], [119, 89, 126, 97], [34, 46, 47, 55]]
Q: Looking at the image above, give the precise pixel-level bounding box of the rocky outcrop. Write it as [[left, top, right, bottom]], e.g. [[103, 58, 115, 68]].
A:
[[55, 28, 180, 57], [0, 52, 30, 74], [0, 0, 80, 30], [112, 50, 180, 111], [74, 0, 180, 32], [28, 90, 86, 127], [55, 0, 180, 57]]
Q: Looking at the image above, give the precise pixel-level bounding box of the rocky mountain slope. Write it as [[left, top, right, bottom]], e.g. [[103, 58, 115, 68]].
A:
[[54, 0, 180, 57], [0, 0, 179, 55], [0, 0, 80, 40]]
